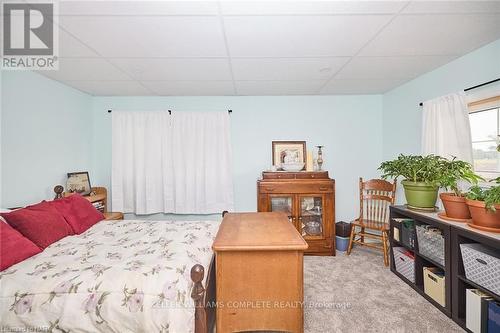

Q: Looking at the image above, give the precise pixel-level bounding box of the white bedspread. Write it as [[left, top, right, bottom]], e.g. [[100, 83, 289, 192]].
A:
[[0, 219, 220, 333]]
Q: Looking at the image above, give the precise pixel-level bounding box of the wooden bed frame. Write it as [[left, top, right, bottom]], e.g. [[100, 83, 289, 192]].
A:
[[190, 210, 227, 333]]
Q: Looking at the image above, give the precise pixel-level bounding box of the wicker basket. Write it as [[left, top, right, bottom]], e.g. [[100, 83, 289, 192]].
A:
[[416, 225, 445, 266]]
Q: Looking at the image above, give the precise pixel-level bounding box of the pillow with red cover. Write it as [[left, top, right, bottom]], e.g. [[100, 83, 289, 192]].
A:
[[0, 222, 41, 270], [50, 194, 104, 234], [1, 201, 74, 249]]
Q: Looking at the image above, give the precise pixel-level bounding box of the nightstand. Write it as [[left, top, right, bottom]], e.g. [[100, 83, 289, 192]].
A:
[[104, 212, 124, 220]]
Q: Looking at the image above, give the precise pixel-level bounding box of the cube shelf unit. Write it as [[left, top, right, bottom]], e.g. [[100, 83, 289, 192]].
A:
[[451, 225, 500, 330], [389, 206, 500, 332], [389, 206, 452, 317]]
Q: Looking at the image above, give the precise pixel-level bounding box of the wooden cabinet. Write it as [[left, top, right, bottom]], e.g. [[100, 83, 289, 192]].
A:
[[257, 171, 336, 255]]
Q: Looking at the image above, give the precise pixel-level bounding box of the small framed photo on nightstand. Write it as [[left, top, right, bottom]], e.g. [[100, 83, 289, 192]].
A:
[[67, 171, 92, 196]]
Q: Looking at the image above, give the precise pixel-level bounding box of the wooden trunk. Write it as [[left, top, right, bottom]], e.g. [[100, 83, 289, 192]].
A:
[[257, 171, 336, 255], [213, 212, 308, 333]]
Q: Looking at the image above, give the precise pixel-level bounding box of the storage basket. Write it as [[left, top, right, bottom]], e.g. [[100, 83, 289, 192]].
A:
[[488, 300, 500, 333], [336, 221, 352, 238], [423, 267, 446, 307], [393, 247, 415, 283], [461, 243, 500, 296], [393, 225, 400, 242], [336, 236, 350, 252], [401, 220, 416, 249], [416, 225, 445, 266]]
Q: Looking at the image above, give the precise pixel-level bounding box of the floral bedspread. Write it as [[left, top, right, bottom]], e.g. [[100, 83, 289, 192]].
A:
[[0, 219, 220, 333]]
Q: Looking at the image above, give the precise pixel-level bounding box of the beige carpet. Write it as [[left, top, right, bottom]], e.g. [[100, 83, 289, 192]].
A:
[[303, 247, 464, 333]]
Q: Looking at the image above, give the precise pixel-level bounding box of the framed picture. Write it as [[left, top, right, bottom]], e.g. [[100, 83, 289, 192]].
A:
[[272, 141, 306, 168], [66, 172, 92, 196]]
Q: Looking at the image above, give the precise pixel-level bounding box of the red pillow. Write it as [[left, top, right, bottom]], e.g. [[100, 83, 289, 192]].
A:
[[0, 223, 41, 270], [50, 194, 104, 234], [1, 201, 74, 249]]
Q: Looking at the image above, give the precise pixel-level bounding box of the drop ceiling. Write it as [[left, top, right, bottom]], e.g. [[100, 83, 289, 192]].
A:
[[35, 1, 500, 96]]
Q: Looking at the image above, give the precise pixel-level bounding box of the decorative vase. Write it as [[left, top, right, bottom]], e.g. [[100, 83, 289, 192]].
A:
[[316, 146, 324, 171]]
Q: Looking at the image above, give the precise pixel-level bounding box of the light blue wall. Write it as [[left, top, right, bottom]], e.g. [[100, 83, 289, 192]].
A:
[[382, 39, 500, 159], [382, 38, 500, 204], [91, 96, 383, 221], [1, 71, 92, 207]]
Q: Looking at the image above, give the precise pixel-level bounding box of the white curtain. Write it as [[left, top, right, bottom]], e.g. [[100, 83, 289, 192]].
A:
[[171, 112, 233, 214], [422, 92, 473, 163], [111, 111, 233, 214]]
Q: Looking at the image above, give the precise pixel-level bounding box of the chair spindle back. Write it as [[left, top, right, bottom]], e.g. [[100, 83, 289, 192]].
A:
[[359, 178, 397, 223]]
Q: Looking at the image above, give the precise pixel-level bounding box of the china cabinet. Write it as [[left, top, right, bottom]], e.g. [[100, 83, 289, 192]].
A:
[[257, 171, 335, 255]]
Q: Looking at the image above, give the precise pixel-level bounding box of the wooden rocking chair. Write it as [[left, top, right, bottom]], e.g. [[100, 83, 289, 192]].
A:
[[347, 178, 396, 266]]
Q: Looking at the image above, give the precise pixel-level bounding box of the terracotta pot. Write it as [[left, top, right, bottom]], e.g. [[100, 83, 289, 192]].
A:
[[466, 199, 500, 231], [440, 193, 471, 219]]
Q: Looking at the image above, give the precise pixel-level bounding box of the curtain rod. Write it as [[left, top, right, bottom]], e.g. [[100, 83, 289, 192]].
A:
[[107, 109, 233, 114], [418, 78, 500, 106]]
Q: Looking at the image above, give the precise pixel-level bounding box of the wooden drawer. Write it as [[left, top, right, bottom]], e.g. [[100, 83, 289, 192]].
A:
[[258, 181, 334, 194], [305, 238, 334, 255], [261, 173, 296, 180], [262, 171, 329, 180]]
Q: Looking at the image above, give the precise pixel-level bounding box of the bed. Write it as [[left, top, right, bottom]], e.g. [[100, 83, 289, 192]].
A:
[[0, 218, 219, 333]]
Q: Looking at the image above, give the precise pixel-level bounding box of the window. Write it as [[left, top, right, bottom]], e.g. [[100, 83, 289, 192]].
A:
[[469, 106, 499, 179]]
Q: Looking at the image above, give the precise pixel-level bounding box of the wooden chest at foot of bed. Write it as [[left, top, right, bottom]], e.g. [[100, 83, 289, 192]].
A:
[[212, 212, 308, 333]]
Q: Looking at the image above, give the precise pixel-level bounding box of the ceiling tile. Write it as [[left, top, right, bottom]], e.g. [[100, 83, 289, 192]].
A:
[[58, 28, 100, 57], [37, 58, 131, 81], [109, 58, 233, 81], [61, 80, 153, 96], [232, 57, 349, 80], [59, 16, 227, 57], [320, 78, 408, 94], [221, 1, 408, 15], [336, 55, 456, 79], [236, 80, 325, 95], [360, 14, 500, 56], [59, 1, 218, 16], [224, 15, 392, 57], [141, 81, 235, 95], [403, 1, 500, 14]]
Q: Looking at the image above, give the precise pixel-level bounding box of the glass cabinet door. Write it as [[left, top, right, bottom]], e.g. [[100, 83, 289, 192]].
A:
[[269, 196, 294, 224], [299, 196, 324, 238]]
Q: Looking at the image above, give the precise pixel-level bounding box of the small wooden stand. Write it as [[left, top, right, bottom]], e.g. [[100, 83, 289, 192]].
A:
[[55, 186, 124, 220]]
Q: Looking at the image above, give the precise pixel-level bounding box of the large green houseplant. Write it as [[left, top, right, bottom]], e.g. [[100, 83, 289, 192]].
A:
[[379, 154, 447, 209], [439, 157, 483, 220], [466, 178, 500, 231]]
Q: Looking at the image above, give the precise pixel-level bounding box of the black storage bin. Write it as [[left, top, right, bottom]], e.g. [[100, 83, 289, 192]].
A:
[[401, 220, 416, 249], [336, 221, 352, 237]]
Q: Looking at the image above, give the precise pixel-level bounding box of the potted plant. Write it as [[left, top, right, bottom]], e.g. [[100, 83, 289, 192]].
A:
[[379, 154, 447, 209], [466, 178, 500, 232], [439, 157, 483, 220]]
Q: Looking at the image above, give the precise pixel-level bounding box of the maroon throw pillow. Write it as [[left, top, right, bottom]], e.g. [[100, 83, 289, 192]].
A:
[[1, 201, 74, 249], [50, 194, 104, 234], [0, 222, 41, 270]]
